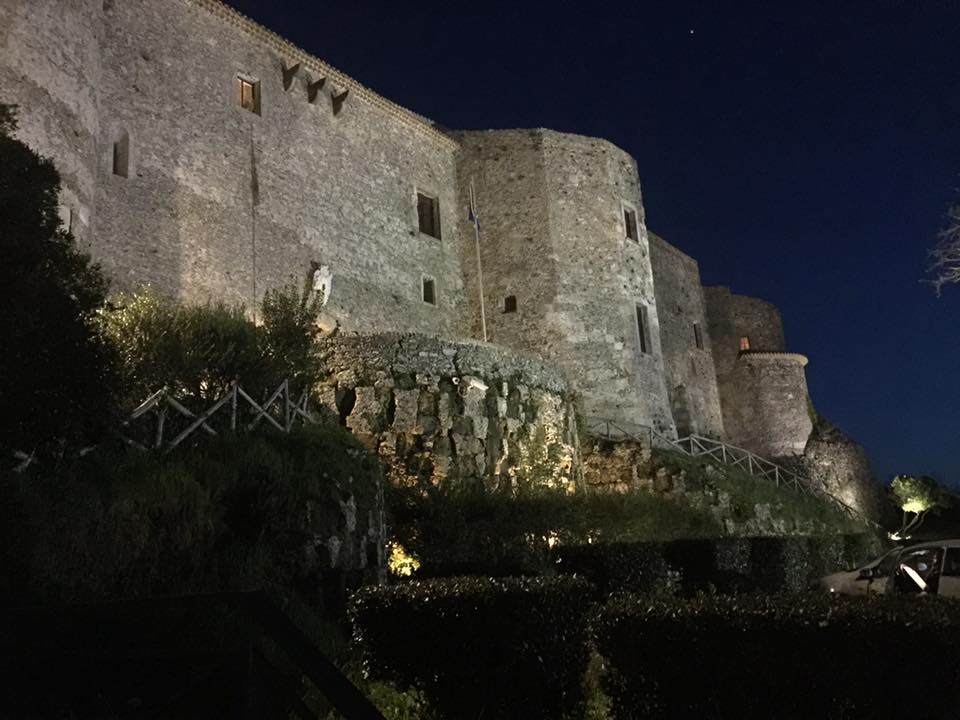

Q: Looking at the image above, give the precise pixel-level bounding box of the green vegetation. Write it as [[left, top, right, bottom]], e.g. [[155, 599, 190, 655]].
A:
[[0, 103, 117, 456], [351, 576, 593, 720], [99, 282, 320, 412], [387, 483, 723, 578], [889, 473, 948, 539], [654, 448, 867, 533], [0, 423, 381, 606], [593, 591, 960, 718]]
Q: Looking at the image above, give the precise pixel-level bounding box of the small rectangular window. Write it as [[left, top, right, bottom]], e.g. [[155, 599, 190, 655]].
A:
[[417, 192, 441, 239], [624, 207, 638, 242], [636, 304, 650, 355], [236, 76, 260, 115], [422, 276, 436, 305], [503, 295, 517, 313], [694, 322, 703, 350], [739, 336, 751, 352], [112, 134, 129, 178]]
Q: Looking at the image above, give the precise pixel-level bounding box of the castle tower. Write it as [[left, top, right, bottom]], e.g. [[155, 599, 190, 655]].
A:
[[704, 286, 813, 457], [455, 129, 676, 438]]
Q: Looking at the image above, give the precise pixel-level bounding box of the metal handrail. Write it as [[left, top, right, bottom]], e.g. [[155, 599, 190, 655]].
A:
[[585, 418, 882, 530]]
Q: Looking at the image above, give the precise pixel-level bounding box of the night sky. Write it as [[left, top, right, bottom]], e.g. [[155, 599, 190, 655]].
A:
[[226, 0, 960, 486]]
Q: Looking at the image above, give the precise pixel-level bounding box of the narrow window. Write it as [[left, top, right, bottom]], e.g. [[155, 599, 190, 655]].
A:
[[503, 295, 517, 313], [739, 336, 751, 352], [417, 192, 441, 239], [636, 304, 650, 355], [624, 207, 639, 242], [112, 131, 129, 177], [422, 276, 436, 305], [236, 76, 260, 115], [694, 322, 704, 350]]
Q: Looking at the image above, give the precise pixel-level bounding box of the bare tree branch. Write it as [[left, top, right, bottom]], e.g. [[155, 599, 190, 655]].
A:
[[929, 202, 960, 296]]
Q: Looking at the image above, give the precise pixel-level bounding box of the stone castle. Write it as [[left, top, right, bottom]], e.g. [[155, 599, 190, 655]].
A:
[[1, 0, 880, 515]]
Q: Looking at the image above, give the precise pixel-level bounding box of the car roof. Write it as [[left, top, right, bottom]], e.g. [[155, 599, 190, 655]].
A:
[[901, 539, 960, 551]]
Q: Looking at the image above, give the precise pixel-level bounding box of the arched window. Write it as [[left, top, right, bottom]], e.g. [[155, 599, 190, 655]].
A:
[[112, 130, 129, 178]]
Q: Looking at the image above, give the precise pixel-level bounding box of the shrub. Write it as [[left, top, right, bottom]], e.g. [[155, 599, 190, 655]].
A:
[[350, 575, 593, 720], [556, 534, 886, 598], [0, 103, 118, 455], [593, 592, 960, 719], [100, 283, 322, 412], [0, 423, 383, 607], [386, 484, 722, 579]]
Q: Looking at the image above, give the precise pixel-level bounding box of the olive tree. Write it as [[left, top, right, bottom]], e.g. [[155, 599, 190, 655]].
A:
[[889, 474, 947, 539]]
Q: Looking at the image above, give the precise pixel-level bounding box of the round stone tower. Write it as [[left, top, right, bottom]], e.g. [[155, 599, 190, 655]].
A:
[[455, 128, 676, 438], [0, 0, 104, 241], [704, 286, 813, 458]]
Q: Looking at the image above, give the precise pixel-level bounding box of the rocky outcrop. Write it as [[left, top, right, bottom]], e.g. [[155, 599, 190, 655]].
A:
[[314, 333, 581, 492]]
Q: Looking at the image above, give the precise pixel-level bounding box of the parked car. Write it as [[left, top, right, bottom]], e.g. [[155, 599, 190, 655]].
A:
[[818, 539, 960, 597]]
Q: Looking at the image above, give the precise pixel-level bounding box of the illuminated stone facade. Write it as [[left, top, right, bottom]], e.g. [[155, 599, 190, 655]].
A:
[[1, 0, 870, 494]]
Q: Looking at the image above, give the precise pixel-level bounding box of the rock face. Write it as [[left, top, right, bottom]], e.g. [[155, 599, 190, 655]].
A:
[[795, 419, 886, 522], [582, 439, 862, 536], [314, 333, 581, 492]]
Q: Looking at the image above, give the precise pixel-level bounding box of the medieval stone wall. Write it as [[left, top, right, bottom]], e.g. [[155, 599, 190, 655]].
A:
[[648, 233, 724, 438], [704, 286, 786, 375], [0, 0, 103, 240], [313, 333, 581, 492], [3, 0, 467, 337]]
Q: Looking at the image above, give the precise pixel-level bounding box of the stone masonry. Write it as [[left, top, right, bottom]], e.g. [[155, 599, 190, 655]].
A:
[[0, 0, 883, 516]]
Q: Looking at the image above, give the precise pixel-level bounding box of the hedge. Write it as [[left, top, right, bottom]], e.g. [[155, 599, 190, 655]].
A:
[[593, 591, 960, 719], [556, 533, 885, 597], [350, 575, 593, 720]]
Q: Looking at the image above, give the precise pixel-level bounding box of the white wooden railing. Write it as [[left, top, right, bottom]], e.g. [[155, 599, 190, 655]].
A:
[[118, 379, 316, 452]]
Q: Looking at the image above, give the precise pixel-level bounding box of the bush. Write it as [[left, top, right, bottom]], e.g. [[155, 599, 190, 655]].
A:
[[556, 534, 886, 598], [350, 575, 593, 720], [0, 103, 118, 455], [593, 591, 960, 719], [0, 423, 383, 608], [99, 284, 321, 411], [386, 484, 722, 578]]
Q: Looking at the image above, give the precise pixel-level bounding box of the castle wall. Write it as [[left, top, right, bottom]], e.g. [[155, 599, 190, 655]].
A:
[[314, 334, 581, 492], [721, 352, 813, 457], [4, 0, 467, 337], [703, 286, 786, 375], [648, 233, 724, 438], [455, 129, 676, 437], [0, 0, 104, 240]]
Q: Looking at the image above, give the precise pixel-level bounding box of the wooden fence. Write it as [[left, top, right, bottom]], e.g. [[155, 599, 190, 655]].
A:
[[585, 417, 881, 529], [118, 379, 316, 452]]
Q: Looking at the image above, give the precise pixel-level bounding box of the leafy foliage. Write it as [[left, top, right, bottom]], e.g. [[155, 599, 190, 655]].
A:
[[99, 283, 322, 410], [0, 424, 382, 606], [386, 483, 723, 578], [555, 533, 884, 598], [350, 575, 593, 720], [0, 103, 117, 455], [889, 473, 947, 538], [593, 591, 960, 719]]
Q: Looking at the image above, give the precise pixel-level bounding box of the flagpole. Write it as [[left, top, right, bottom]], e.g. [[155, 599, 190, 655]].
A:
[[470, 177, 488, 343]]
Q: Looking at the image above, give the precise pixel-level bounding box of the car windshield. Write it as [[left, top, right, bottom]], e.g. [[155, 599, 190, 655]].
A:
[[865, 549, 899, 576]]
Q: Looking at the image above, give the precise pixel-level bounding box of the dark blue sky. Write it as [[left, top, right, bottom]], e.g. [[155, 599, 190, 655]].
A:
[[227, 0, 960, 486]]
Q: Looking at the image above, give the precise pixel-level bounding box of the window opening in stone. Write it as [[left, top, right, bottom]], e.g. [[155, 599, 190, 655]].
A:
[[236, 76, 260, 115], [694, 322, 703, 350], [112, 131, 129, 177], [636, 304, 650, 354], [503, 295, 517, 313], [422, 276, 436, 305], [739, 336, 751, 352], [624, 207, 639, 242], [417, 192, 441, 239]]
